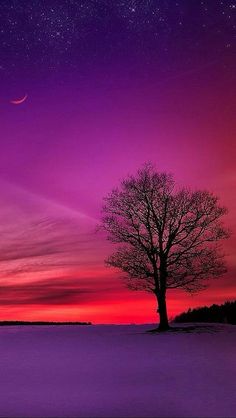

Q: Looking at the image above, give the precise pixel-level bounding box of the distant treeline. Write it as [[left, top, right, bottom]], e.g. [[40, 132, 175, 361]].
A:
[[0, 321, 92, 326], [174, 301, 236, 325]]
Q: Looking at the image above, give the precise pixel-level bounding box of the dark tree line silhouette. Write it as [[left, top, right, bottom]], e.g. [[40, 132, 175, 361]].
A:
[[174, 300, 236, 325]]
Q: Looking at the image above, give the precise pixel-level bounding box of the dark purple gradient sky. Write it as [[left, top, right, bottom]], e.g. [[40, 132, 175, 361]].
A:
[[0, 1, 235, 322]]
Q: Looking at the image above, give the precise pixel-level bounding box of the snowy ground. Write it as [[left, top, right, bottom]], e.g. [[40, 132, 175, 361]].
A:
[[0, 324, 235, 417]]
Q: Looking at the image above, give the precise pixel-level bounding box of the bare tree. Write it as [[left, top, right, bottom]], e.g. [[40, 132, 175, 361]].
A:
[[101, 164, 229, 331]]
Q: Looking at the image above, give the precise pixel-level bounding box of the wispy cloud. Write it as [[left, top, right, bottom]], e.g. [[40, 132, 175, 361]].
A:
[[0, 216, 96, 276], [0, 277, 92, 305], [0, 179, 116, 311], [0, 274, 124, 306], [0, 179, 106, 280]]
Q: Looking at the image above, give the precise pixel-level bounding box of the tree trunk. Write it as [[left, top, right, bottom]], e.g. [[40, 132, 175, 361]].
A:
[[157, 292, 169, 331]]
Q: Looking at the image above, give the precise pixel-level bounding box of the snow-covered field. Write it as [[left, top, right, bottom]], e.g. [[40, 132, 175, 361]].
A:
[[0, 324, 235, 417]]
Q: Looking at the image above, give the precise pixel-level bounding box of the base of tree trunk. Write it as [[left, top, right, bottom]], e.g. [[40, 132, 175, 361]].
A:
[[158, 323, 170, 332], [147, 325, 171, 333]]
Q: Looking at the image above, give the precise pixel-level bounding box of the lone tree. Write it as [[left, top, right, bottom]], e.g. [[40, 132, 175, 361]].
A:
[[101, 164, 229, 331]]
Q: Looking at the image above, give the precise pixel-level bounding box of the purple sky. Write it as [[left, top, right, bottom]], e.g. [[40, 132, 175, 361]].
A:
[[0, 0, 235, 322]]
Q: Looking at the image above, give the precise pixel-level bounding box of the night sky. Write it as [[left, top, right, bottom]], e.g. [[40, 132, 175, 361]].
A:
[[0, 0, 235, 323]]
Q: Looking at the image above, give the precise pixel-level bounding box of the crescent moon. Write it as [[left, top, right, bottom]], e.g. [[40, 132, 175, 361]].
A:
[[10, 94, 28, 105]]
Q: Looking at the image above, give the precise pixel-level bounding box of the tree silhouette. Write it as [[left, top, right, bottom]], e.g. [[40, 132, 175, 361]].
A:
[[174, 300, 236, 325], [101, 164, 229, 331]]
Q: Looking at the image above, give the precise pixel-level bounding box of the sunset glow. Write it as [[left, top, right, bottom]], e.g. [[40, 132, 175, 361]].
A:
[[0, 0, 235, 323]]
